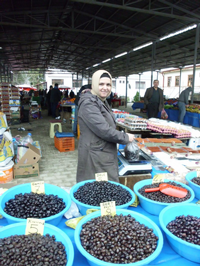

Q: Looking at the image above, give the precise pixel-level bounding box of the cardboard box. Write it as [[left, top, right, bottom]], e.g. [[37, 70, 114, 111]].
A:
[[14, 143, 41, 179], [119, 173, 152, 191]]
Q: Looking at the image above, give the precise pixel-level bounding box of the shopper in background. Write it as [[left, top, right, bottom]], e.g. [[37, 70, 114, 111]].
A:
[[64, 89, 69, 98], [50, 83, 61, 118], [144, 80, 164, 118], [47, 85, 53, 116], [76, 69, 135, 183], [73, 84, 91, 136], [70, 90, 75, 98], [178, 87, 192, 123]]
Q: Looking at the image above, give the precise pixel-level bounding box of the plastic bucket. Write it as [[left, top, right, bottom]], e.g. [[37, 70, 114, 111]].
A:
[[75, 209, 163, 266], [0, 222, 74, 266], [186, 171, 200, 199], [0, 183, 71, 225], [159, 203, 200, 263], [0, 160, 14, 183], [70, 180, 135, 215], [134, 179, 195, 216]]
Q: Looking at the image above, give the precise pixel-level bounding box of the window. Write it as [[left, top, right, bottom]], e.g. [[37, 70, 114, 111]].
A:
[[175, 76, 180, 86], [52, 79, 64, 86], [73, 80, 82, 88], [188, 75, 193, 87], [135, 81, 145, 90], [167, 77, 172, 87]]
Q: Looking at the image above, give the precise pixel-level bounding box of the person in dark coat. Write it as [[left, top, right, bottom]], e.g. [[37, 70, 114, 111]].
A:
[[73, 84, 91, 135], [178, 87, 192, 123], [76, 70, 135, 183], [47, 85, 53, 116], [70, 90, 75, 98], [144, 80, 164, 118], [50, 83, 61, 118]]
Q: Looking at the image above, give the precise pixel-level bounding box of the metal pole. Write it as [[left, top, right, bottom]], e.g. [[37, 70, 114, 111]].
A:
[[192, 23, 200, 103], [151, 42, 156, 86], [179, 67, 182, 96], [125, 75, 128, 108], [138, 73, 141, 101]]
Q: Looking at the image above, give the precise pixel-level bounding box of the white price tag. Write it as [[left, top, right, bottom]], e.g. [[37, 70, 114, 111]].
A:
[[95, 172, 108, 181], [152, 174, 164, 184], [31, 181, 45, 194], [100, 201, 116, 216], [25, 218, 45, 235]]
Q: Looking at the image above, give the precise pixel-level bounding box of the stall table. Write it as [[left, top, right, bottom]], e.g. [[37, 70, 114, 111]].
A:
[[111, 99, 121, 108], [0, 197, 198, 266]]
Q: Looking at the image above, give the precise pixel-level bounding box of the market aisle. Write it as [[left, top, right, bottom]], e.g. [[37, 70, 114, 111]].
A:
[[9, 110, 78, 187]]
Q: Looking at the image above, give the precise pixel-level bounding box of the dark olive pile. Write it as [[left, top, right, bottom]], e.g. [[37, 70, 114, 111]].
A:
[[4, 193, 66, 219], [80, 214, 158, 264], [138, 182, 191, 203], [74, 181, 132, 206], [191, 177, 200, 186], [167, 215, 200, 245], [0, 233, 67, 266]]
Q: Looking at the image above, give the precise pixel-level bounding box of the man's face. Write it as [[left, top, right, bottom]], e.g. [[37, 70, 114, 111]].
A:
[[154, 80, 159, 88]]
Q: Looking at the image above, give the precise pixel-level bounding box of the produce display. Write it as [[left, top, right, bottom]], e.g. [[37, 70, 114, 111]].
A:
[[167, 215, 200, 245], [191, 177, 200, 186], [138, 182, 191, 203], [80, 214, 158, 263], [74, 181, 132, 206], [4, 193, 66, 219], [147, 121, 191, 138], [0, 233, 67, 265], [186, 104, 200, 114], [124, 117, 147, 130]]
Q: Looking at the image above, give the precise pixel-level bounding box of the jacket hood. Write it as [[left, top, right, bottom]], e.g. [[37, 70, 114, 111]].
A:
[[78, 91, 98, 107], [91, 69, 112, 101]]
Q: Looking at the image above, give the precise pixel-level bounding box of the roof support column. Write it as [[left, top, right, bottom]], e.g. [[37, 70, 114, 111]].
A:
[[151, 42, 156, 86], [138, 73, 142, 101], [125, 75, 128, 108], [179, 66, 183, 96], [191, 23, 200, 103]]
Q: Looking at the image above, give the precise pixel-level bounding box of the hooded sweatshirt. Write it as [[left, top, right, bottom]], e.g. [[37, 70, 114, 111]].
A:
[[178, 87, 192, 105], [91, 69, 112, 101]]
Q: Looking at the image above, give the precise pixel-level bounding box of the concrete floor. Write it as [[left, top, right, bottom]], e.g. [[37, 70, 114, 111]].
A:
[[6, 103, 141, 188]]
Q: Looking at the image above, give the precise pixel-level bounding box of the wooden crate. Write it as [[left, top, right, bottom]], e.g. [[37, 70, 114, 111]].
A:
[[119, 173, 152, 191]]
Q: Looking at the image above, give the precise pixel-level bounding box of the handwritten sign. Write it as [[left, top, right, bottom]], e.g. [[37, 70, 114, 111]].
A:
[[100, 201, 116, 216], [31, 181, 45, 194], [130, 194, 139, 207], [95, 172, 108, 182], [25, 218, 45, 235], [197, 169, 200, 177], [196, 200, 200, 205], [152, 174, 164, 184]]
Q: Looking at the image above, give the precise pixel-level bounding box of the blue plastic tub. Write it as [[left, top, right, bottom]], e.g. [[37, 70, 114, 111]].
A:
[[75, 209, 163, 266], [0, 183, 71, 225], [159, 203, 200, 263], [186, 171, 200, 199], [134, 179, 195, 216], [70, 180, 135, 215], [0, 222, 74, 266]]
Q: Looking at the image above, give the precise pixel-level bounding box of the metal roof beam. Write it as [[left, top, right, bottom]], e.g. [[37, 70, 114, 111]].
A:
[[70, 0, 199, 22], [0, 22, 139, 39]]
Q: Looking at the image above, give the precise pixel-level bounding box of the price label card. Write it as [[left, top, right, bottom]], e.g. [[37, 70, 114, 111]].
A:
[[152, 174, 164, 184], [196, 200, 200, 205], [25, 218, 45, 235], [197, 170, 200, 177], [31, 181, 45, 194], [130, 194, 139, 207], [95, 172, 108, 182], [100, 201, 116, 216]]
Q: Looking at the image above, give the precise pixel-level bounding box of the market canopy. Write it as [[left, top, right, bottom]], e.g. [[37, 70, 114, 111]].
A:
[[16, 85, 37, 91], [0, 1, 200, 77]]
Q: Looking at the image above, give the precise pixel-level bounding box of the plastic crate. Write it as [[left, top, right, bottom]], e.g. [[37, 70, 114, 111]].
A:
[[54, 136, 75, 152]]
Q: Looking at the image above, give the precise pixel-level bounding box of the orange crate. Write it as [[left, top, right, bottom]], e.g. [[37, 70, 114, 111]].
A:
[[54, 136, 75, 152]]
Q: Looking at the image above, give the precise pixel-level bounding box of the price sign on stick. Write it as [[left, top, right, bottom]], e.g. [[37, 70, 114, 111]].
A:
[[95, 172, 108, 182], [31, 181, 45, 194], [25, 218, 45, 235], [100, 201, 116, 216], [197, 169, 200, 177]]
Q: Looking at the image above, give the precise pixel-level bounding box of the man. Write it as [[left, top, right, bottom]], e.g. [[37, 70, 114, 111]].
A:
[[178, 87, 192, 123], [47, 85, 53, 116], [144, 80, 164, 118], [50, 83, 61, 118]]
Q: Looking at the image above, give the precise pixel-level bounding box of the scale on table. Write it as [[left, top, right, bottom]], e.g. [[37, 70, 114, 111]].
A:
[[118, 149, 152, 176]]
